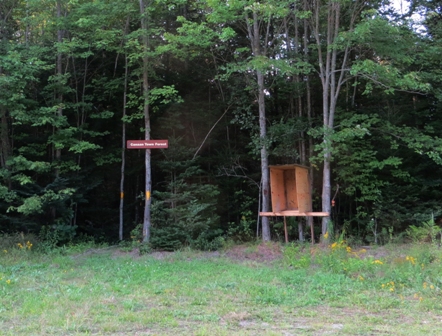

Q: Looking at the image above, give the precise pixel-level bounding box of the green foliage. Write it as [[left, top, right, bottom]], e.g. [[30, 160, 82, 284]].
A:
[[226, 190, 255, 242], [268, 118, 307, 160], [163, 18, 218, 59], [150, 138, 221, 251], [150, 225, 187, 251], [407, 218, 442, 244], [119, 225, 152, 255], [1, 0, 442, 247], [38, 224, 77, 252], [310, 112, 400, 209], [383, 123, 442, 166], [190, 229, 224, 251], [283, 243, 311, 269], [8, 188, 76, 216], [0, 232, 36, 252]]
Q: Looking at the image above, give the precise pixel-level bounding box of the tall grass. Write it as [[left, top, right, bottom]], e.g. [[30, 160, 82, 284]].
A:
[[1, 234, 442, 335]]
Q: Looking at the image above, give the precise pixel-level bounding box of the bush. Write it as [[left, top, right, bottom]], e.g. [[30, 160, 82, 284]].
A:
[[38, 224, 77, 252], [407, 219, 442, 244], [283, 243, 311, 269], [0, 232, 36, 254], [190, 229, 224, 251]]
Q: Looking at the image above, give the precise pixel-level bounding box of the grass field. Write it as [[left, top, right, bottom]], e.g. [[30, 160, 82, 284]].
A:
[[1, 240, 442, 335]]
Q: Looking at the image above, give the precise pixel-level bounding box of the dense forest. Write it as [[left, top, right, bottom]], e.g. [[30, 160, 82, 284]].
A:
[[1, 0, 441, 249]]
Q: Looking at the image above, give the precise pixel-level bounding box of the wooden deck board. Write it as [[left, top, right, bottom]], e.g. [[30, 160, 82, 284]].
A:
[[259, 211, 329, 217]]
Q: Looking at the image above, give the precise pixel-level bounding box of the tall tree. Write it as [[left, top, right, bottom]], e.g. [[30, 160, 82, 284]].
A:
[[119, 53, 129, 241], [0, 0, 15, 175], [306, 0, 367, 236], [203, 0, 301, 241], [243, 2, 273, 241]]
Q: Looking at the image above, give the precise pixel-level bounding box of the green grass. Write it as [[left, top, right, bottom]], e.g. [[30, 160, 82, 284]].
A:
[[1, 242, 442, 335]]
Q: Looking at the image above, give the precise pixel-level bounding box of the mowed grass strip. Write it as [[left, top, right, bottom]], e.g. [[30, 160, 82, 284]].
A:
[[1, 244, 442, 335]]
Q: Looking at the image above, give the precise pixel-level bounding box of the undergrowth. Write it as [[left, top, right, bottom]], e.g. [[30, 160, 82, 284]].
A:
[[283, 239, 442, 308]]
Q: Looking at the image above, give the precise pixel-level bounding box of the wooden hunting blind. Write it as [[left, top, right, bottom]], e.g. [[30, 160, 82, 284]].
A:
[[259, 164, 329, 243], [260, 164, 328, 217]]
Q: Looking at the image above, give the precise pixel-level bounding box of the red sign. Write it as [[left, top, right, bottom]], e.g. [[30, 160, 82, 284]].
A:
[[126, 140, 169, 149]]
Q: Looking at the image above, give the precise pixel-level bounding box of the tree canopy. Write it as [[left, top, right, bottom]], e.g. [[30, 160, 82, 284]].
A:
[[1, 0, 441, 247]]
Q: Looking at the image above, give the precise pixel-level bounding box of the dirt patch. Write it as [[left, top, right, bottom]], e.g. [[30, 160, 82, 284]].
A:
[[83, 243, 285, 264], [222, 311, 252, 322], [72, 243, 403, 266], [354, 245, 402, 261], [149, 251, 175, 259], [111, 247, 142, 259], [224, 242, 283, 263]]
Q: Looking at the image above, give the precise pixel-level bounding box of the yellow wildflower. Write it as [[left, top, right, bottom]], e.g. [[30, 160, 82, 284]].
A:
[[346, 246, 352, 253], [324, 232, 329, 239], [358, 275, 364, 281], [17, 243, 23, 249], [406, 256, 416, 265], [6, 279, 11, 284], [423, 282, 427, 289], [359, 249, 367, 253], [373, 260, 383, 265], [430, 285, 435, 290]]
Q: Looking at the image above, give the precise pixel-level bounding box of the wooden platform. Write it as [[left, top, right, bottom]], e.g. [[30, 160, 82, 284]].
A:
[[260, 211, 329, 217]]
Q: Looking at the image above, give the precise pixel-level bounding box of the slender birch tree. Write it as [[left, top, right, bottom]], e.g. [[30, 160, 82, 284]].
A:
[[203, 0, 297, 241], [243, 3, 273, 242], [139, 0, 152, 243], [307, 0, 367, 235]]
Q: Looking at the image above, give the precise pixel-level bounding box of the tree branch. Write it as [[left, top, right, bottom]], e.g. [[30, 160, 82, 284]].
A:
[[193, 104, 232, 160]]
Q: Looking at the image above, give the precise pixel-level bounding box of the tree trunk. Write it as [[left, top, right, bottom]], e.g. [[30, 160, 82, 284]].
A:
[[246, 10, 271, 242], [322, 150, 332, 234], [0, 107, 11, 172], [309, 0, 354, 237], [139, 0, 151, 243], [257, 70, 271, 241], [304, 1, 314, 241], [0, 2, 14, 190], [119, 54, 128, 241], [312, 0, 361, 238], [55, 0, 63, 178]]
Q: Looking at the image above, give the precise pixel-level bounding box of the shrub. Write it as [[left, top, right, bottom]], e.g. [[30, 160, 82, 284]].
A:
[[283, 243, 311, 269]]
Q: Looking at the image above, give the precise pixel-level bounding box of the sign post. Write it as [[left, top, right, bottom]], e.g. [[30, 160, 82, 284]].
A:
[[126, 139, 168, 242], [126, 140, 169, 149]]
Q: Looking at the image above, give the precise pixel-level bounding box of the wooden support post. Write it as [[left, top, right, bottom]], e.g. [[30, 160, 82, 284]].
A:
[[310, 217, 314, 245], [283, 216, 288, 244]]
